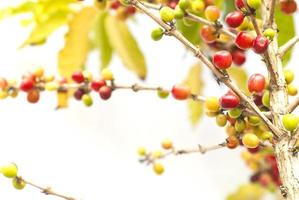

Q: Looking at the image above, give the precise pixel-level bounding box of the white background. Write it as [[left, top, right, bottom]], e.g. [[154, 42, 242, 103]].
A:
[[0, 0, 298, 199]]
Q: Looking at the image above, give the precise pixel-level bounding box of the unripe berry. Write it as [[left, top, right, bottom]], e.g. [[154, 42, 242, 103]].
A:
[[235, 119, 246, 132], [226, 136, 239, 149], [205, 6, 220, 22], [91, 79, 106, 91], [262, 90, 270, 108], [99, 86, 112, 100], [71, 71, 85, 83], [161, 139, 173, 150], [0, 91, 9, 99], [157, 89, 169, 99], [235, 32, 254, 50], [252, 36, 269, 54], [1, 163, 18, 178], [45, 82, 59, 91], [151, 28, 164, 41], [200, 25, 217, 43], [228, 108, 242, 118], [205, 96, 220, 112], [174, 6, 185, 19], [213, 50, 232, 69], [287, 84, 298, 96], [178, 0, 190, 10], [33, 67, 44, 78], [82, 94, 93, 107], [83, 71, 93, 82], [225, 11, 244, 28], [247, 0, 262, 10], [152, 150, 163, 159], [247, 115, 261, 126], [248, 73, 266, 93], [242, 133, 260, 148], [263, 28, 276, 40], [27, 90, 40, 103], [260, 131, 273, 141], [137, 147, 146, 156], [191, 0, 205, 13], [216, 113, 227, 127], [153, 163, 164, 175], [232, 50, 246, 65], [160, 7, 175, 22], [282, 114, 299, 132], [12, 177, 26, 190], [171, 84, 191, 100], [101, 68, 114, 81], [283, 69, 294, 84]]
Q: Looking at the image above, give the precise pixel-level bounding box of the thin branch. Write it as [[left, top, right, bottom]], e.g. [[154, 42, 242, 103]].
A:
[[141, 1, 236, 39], [18, 177, 77, 200], [287, 96, 299, 113], [131, 0, 281, 138], [278, 36, 299, 58]]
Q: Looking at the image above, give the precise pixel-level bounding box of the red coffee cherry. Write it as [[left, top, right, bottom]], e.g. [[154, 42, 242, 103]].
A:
[[235, 0, 245, 9], [171, 84, 191, 100], [220, 91, 240, 109], [20, 78, 35, 92], [280, 0, 297, 14], [200, 25, 217, 43], [235, 32, 254, 50], [99, 86, 112, 100], [252, 36, 269, 54], [72, 71, 85, 83], [91, 79, 106, 91], [225, 11, 244, 28], [232, 49, 246, 65], [74, 89, 86, 100], [248, 73, 266, 93], [27, 90, 40, 103], [213, 50, 232, 69]]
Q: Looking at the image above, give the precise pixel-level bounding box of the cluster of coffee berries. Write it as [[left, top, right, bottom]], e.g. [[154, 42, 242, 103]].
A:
[[241, 149, 281, 191], [0, 163, 26, 190], [137, 139, 174, 175], [107, 0, 137, 19]]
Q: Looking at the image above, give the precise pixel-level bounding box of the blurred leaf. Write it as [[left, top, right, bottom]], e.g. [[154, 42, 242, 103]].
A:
[[227, 67, 249, 95], [275, 8, 295, 66], [177, 19, 201, 45], [94, 11, 113, 69], [223, 0, 235, 19], [58, 6, 98, 79], [226, 184, 266, 200], [105, 15, 147, 79], [184, 63, 205, 125], [56, 91, 69, 109]]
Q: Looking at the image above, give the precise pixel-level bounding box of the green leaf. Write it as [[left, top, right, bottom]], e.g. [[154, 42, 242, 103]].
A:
[[227, 67, 249, 95], [275, 8, 295, 66], [94, 11, 113, 69], [226, 184, 266, 200], [223, 0, 235, 19], [184, 63, 205, 125], [176, 19, 201, 45], [58, 6, 98, 79], [105, 15, 147, 79]]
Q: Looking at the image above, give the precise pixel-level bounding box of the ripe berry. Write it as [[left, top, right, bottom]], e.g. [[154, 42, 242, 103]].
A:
[[252, 36, 269, 54], [161, 139, 173, 150], [205, 96, 220, 112], [205, 6, 220, 22], [235, 32, 254, 50], [283, 69, 294, 84], [168, 1, 178, 9], [282, 114, 299, 132], [242, 133, 260, 148], [225, 11, 244, 28], [248, 73, 266, 93], [247, 0, 262, 10], [72, 71, 85, 83], [27, 90, 40, 103], [101, 68, 114, 81], [91, 79, 106, 91], [226, 136, 239, 149], [171, 84, 191, 100], [110, 0, 121, 9], [232, 50, 246, 65], [126, 6, 136, 15], [213, 50, 232, 69], [99, 86, 112, 100], [74, 89, 85, 100], [0, 78, 8, 89], [287, 84, 298, 96], [20, 78, 35, 92], [1, 163, 18, 178], [220, 91, 240, 109], [263, 28, 276, 40], [200, 25, 217, 43], [153, 163, 164, 175], [151, 28, 164, 41], [280, 0, 297, 14], [216, 114, 227, 127], [82, 94, 93, 107], [228, 108, 242, 118], [12, 177, 26, 190], [160, 7, 175, 22], [235, 0, 245, 9]]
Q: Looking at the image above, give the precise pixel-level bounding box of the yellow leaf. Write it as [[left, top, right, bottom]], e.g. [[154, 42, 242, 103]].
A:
[[184, 63, 205, 125], [56, 91, 69, 109], [58, 6, 98, 79], [227, 67, 249, 95], [105, 15, 147, 79], [226, 184, 266, 200]]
